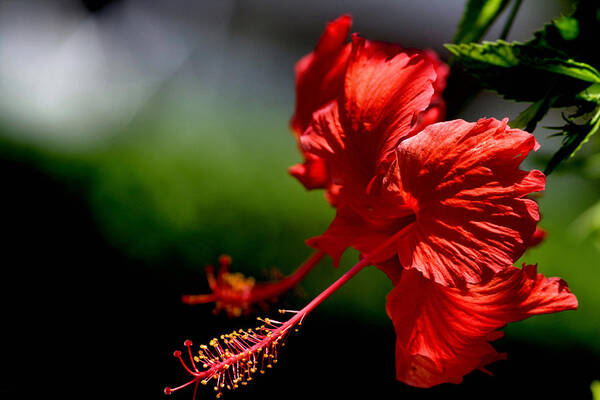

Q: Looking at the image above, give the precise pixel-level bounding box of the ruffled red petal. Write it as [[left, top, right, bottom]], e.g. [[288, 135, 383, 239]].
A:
[[395, 118, 546, 287], [289, 15, 352, 192], [407, 48, 449, 132], [290, 15, 447, 199], [340, 35, 437, 173], [291, 15, 352, 136], [301, 37, 437, 200], [386, 264, 577, 388]]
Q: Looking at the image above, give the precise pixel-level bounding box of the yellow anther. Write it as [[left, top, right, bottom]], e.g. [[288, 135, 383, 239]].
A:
[[201, 380, 207, 385]]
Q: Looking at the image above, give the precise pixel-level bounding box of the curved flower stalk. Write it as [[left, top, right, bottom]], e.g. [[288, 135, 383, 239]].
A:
[[182, 252, 325, 317], [166, 229, 408, 398]]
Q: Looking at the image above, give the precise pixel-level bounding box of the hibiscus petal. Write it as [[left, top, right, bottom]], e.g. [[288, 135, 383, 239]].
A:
[[386, 265, 577, 388], [396, 118, 546, 287], [291, 15, 352, 135], [289, 15, 352, 192], [301, 37, 438, 198], [342, 35, 437, 171]]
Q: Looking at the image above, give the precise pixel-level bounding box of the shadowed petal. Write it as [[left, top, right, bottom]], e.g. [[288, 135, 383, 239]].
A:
[[289, 15, 352, 191], [386, 265, 578, 388]]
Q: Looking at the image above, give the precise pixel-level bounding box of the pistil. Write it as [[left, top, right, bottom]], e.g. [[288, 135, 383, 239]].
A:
[[165, 227, 409, 398]]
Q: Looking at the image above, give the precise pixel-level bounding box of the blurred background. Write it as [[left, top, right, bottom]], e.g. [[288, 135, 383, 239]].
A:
[[1, 0, 598, 398]]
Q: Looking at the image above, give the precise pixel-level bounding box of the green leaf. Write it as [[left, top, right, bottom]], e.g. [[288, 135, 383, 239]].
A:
[[553, 15, 579, 40], [545, 107, 600, 174], [530, 2, 600, 68], [531, 57, 600, 84], [445, 40, 597, 103], [454, 0, 512, 44], [577, 83, 600, 104], [509, 94, 556, 132]]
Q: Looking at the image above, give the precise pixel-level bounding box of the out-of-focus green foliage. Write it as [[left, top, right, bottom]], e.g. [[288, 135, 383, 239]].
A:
[[448, 0, 600, 174], [592, 380, 600, 400], [572, 197, 600, 253], [453, 0, 511, 44]]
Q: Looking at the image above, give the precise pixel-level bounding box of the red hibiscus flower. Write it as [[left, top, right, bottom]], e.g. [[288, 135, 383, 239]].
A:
[[386, 263, 577, 387], [289, 15, 448, 201], [166, 14, 577, 399], [307, 118, 545, 288]]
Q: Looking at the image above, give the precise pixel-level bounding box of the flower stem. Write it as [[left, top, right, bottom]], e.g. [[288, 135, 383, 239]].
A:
[[287, 224, 410, 321], [166, 226, 410, 395], [499, 0, 522, 40], [182, 251, 326, 309], [250, 250, 325, 302]]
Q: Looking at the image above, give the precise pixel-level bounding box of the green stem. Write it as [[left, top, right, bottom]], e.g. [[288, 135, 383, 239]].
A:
[[499, 0, 522, 40]]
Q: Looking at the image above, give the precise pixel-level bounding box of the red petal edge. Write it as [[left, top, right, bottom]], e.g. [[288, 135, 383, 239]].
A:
[[386, 264, 577, 388]]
